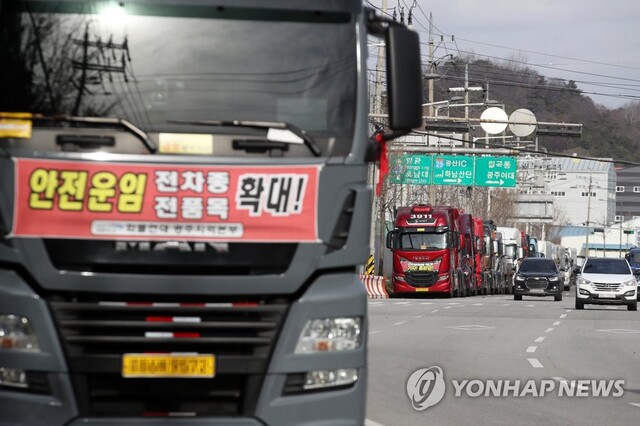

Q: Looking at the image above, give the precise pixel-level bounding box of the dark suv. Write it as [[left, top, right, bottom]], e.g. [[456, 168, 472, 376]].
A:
[[513, 258, 563, 301]]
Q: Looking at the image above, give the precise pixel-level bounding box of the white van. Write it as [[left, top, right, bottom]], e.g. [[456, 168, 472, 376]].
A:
[[575, 257, 638, 311]]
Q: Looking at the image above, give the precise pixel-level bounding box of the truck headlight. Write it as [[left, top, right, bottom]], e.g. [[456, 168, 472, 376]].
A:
[[295, 317, 362, 354], [303, 368, 358, 391], [515, 275, 525, 282], [437, 273, 449, 282], [549, 276, 559, 282], [0, 368, 28, 389], [0, 314, 40, 352]]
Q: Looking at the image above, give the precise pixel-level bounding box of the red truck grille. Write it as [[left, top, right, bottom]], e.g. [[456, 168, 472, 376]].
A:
[[406, 271, 438, 287]]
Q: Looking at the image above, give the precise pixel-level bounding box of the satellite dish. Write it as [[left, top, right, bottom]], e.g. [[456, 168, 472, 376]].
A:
[[509, 109, 537, 137], [480, 107, 508, 134]]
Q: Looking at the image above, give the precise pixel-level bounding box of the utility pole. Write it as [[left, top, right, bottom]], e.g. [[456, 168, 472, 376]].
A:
[[372, 0, 388, 276], [427, 13, 437, 204], [72, 24, 129, 115], [585, 173, 593, 257], [428, 13, 434, 118]]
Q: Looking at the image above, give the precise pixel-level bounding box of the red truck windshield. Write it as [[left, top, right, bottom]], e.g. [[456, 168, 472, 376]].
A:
[[399, 232, 448, 250]]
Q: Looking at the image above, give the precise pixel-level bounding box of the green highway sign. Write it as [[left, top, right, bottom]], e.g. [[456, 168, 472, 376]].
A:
[[432, 155, 474, 186], [388, 154, 518, 187], [390, 154, 432, 185], [474, 156, 517, 187]]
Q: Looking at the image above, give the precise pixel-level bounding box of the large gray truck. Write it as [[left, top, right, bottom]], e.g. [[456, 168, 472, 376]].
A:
[[0, 1, 422, 424]]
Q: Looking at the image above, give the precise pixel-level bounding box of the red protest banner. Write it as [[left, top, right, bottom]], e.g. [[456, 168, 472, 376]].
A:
[[11, 158, 320, 242]]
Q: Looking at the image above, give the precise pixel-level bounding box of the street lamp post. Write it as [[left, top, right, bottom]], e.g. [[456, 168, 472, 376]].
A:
[[585, 174, 593, 257]]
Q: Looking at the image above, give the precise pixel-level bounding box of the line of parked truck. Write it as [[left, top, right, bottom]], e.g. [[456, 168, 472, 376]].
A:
[[385, 203, 575, 297]]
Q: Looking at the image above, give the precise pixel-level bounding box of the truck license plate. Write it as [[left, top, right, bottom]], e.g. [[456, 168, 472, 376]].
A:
[[122, 354, 215, 378]]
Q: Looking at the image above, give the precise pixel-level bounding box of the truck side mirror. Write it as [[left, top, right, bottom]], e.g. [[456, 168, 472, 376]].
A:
[[385, 25, 423, 131], [386, 231, 396, 249], [517, 247, 524, 259]]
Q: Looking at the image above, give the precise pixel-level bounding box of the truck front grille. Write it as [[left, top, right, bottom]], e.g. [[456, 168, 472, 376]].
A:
[[48, 295, 289, 417], [43, 239, 297, 275], [406, 272, 438, 287]]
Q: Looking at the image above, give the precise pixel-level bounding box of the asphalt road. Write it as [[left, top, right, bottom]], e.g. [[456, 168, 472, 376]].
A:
[[365, 288, 640, 426]]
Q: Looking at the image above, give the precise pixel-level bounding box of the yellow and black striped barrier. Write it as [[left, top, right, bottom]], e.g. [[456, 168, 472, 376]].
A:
[[364, 255, 375, 275]]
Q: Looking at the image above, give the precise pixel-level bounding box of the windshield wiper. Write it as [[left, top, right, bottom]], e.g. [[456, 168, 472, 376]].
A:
[[26, 114, 156, 153], [167, 119, 322, 157]]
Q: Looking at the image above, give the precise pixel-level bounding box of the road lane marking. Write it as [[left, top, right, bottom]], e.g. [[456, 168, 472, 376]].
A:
[[502, 303, 510, 306], [596, 329, 640, 334], [415, 315, 424, 319], [394, 321, 407, 326], [526, 346, 537, 353], [365, 419, 387, 426], [472, 303, 484, 306], [394, 301, 411, 305], [629, 403, 640, 409], [526, 304, 535, 307], [565, 309, 573, 312], [528, 358, 544, 368], [535, 336, 546, 343], [443, 306, 452, 309], [553, 321, 561, 326], [420, 302, 434, 305], [446, 325, 495, 331], [431, 310, 439, 313], [560, 314, 567, 319], [370, 330, 382, 335], [545, 328, 555, 333]]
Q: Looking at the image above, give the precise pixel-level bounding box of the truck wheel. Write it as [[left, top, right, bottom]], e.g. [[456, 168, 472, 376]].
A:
[[575, 299, 584, 310], [628, 302, 637, 311], [514, 294, 522, 301], [554, 293, 562, 302], [461, 273, 468, 297]]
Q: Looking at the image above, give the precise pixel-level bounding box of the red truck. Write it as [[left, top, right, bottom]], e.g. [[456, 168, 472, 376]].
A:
[[459, 213, 487, 296], [386, 204, 466, 297], [473, 217, 490, 295]]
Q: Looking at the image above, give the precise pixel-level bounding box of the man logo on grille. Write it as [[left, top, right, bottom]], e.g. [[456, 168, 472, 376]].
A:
[[406, 366, 446, 411]]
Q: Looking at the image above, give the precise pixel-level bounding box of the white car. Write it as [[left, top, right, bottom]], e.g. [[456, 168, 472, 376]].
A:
[[576, 257, 638, 311]]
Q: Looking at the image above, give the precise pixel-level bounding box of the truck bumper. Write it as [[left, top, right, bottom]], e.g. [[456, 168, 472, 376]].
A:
[[393, 278, 452, 295], [0, 270, 367, 426]]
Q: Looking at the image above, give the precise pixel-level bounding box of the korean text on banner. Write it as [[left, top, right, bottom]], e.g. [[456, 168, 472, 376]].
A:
[[11, 158, 320, 242]]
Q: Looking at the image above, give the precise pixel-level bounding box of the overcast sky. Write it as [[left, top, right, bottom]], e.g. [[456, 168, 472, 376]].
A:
[[368, 0, 640, 109]]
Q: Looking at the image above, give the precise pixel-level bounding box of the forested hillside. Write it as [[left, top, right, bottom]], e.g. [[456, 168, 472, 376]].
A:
[[430, 57, 640, 164]]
